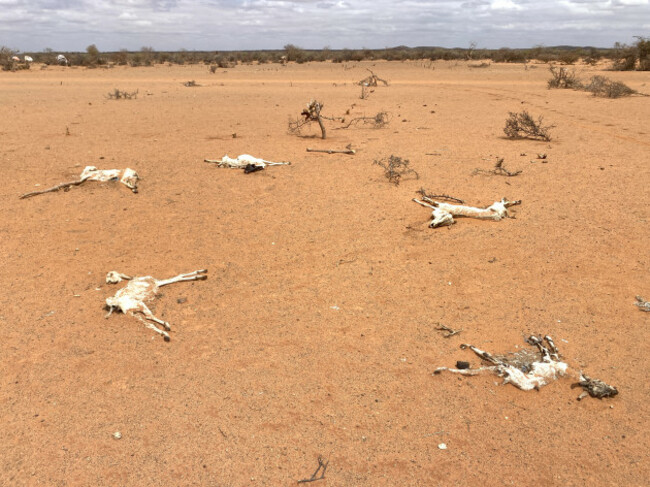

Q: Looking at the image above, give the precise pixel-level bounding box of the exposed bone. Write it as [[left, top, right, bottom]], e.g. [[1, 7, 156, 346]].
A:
[[204, 154, 291, 170], [434, 336, 568, 391], [413, 197, 521, 228], [105, 269, 207, 341], [20, 166, 139, 199], [634, 296, 650, 312]]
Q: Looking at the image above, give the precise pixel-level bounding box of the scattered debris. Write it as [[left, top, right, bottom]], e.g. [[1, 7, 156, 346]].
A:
[[107, 89, 138, 100], [634, 295, 650, 312], [306, 144, 355, 155], [183, 80, 199, 87], [438, 443, 448, 450], [537, 153, 547, 159], [374, 155, 419, 186], [204, 154, 291, 172], [113, 432, 122, 440], [504, 110, 554, 141], [473, 157, 522, 177], [572, 374, 619, 400], [20, 166, 139, 199], [298, 455, 329, 484], [104, 269, 208, 341], [413, 195, 521, 228], [437, 324, 462, 338]]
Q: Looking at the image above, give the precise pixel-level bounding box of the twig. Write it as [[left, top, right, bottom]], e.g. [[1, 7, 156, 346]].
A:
[[437, 324, 462, 338], [416, 188, 464, 204], [298, 455, 329, 484], [473, 158, 521, 177], [20, 179, 87, 199], [635, 296, 650, 312]]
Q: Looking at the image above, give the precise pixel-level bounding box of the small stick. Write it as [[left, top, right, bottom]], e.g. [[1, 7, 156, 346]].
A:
[[416, 188, 464, 204], [20, 179, 87, 199], [306, 148, 355, 155], [437, 324, 462, 338], [298, 456, 329, 484]]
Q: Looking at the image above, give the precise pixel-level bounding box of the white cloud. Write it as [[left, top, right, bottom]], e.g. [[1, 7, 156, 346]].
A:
[[1, 0, 649, 51]]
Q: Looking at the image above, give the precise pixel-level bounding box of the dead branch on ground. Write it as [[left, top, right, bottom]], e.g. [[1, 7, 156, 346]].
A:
[[416, 188, 464, 204], [107, 89, 138, 100], [297, 455, 329, 483], [473, 157, 522, 177], [340, 111, 389, 129], [374, 155, 418, 186], [358, 69, 389, 87]]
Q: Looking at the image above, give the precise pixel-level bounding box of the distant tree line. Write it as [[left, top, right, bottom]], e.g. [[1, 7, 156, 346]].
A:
[[2, 37, 649, 71]]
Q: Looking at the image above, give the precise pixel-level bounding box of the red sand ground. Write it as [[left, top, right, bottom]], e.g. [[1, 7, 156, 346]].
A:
[[1, 60, 648, 486]]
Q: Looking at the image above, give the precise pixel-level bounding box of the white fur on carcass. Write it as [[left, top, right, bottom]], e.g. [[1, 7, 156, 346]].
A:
[[205, 154, 291, 169], [56, 54, 68, 65], [434, 337, 568, 392], [24, 55, 33, 63], [80, 166, 139, 191], [105, 269, 207, 341], [413, 198, 520, 228]]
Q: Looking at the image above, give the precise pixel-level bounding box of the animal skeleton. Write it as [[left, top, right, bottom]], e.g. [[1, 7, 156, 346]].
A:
[[634, 295, 650, 312], [204, 154, 291, 171], [413, 196, 521, 228], [104, 269, 207, 341], [435, 335, 568, 391], [435, 335, 618, 399], [20, 166, 139, 199]]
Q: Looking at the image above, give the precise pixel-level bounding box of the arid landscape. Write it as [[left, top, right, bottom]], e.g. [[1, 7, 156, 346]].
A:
[[1, 60, 648, 486]]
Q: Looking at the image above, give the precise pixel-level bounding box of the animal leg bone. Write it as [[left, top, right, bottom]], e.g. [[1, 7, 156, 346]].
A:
[[156, 269, 207, 287], [460, 343, 505, 366]]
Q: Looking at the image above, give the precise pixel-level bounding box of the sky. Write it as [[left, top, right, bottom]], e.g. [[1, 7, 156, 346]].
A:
[[0, 0, 649, 53]]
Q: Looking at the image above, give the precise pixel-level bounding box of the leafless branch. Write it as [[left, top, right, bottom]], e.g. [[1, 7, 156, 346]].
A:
[[416, 188, 464, 204], [298, 456, 329, 484]]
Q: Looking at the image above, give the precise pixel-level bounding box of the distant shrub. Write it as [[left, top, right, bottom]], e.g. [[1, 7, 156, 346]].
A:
[[583, 76, 637, 98]]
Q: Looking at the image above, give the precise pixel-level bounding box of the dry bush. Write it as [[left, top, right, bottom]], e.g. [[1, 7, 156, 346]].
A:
[[341, 111, 389, 129], [504, 110, 554, 141], [107, 89, 139, 100], [583, 76, 637, 98], [473, 157, 522, 177], [373, 155, 418, 186], [547, 66, 582, 89], [288, 100, 331, 139]]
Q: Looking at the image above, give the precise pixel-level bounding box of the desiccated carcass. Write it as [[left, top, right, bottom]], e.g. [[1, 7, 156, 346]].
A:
[[20, 166, 139, 199], [435, 335, 568, 391], [104, 269, 207, 341], [413, 196, 521, 228], [435, 335, 618, 399], [634, 296, 650, 312], [204, 154, 291, 172]]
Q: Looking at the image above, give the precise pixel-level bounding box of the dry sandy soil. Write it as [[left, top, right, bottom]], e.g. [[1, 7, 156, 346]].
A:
[[1, 60, 648, 486]]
